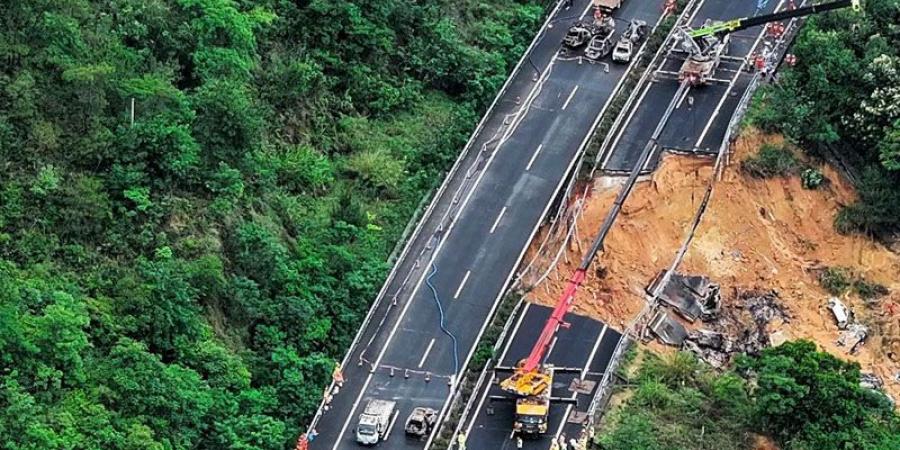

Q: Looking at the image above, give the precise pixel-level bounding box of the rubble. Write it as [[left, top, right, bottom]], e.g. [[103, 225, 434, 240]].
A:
[[651, 286, 791, 368], [683, 330, 733, 369], [860, 373, 884, 390], [648, 310, 688, 346], [648, 272, 721, 322], [837, 323, 868, 354]]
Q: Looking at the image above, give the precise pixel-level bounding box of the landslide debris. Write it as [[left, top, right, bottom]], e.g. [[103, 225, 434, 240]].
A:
[[526, 129, 900, 400]]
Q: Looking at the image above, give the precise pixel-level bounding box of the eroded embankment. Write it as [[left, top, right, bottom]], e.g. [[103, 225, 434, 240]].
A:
[[527, 129, 900, 400]]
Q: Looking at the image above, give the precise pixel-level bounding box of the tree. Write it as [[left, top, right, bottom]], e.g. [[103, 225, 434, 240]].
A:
[[739, 340, 899, 449]]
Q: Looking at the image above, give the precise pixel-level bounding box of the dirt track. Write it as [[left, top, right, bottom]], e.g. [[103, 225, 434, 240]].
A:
[[528, 129, 900, 400]]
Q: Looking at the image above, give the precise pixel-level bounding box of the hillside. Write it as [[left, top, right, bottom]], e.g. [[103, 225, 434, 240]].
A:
[[0, 1, 545, 448]]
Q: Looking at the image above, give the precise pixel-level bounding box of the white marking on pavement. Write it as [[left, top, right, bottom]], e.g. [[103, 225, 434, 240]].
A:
[[601, 81, 653, 169], [562, 85, 579, 110], [526, 144, 543, 171], [464, 303, 530, 439], [419, 338, 437, 368], [553, 324, 609, 440], [489, 207, 507, 234], [676, 85, 692, 109], [453, 271, 471, 299], [695, 0, 786, 148]]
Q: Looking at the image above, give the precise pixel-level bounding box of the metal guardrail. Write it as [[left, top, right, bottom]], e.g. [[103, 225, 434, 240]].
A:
[[303, 0, 571, 437], [578, 2, 806, 441]]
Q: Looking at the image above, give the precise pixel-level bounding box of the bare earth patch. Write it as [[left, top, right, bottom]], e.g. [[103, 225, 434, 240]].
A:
[[527, 129, 900, 401]]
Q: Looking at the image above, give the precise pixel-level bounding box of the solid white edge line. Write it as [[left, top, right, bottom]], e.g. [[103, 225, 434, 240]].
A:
[[526, 144, 544, 171], [462, 302, 532, 439], [419, 338, 437, 368], [427, 0, 663, 445], [490, 207, 508, 234], [334, 13, 566, 446], [453, 270, 472, 300], [600, 80, 653, 169]]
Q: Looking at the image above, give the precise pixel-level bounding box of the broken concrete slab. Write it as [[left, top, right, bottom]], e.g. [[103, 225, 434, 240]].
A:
[[828, 297, 851, 329], [649, 310, 688, 346], [837, 323, 868, 354], [648, 271, 721, 322], [860, 373, 883, 390]]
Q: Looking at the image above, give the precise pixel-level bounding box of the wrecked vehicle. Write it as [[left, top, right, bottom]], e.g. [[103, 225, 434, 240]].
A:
[[564, 16, 614, 49], [404, 407, 437, 438], [612, 20, 648, 63], [828, 297, 851, 329]]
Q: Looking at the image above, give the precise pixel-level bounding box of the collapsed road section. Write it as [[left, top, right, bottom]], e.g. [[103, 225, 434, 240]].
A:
[[303, 1, 666, 449]]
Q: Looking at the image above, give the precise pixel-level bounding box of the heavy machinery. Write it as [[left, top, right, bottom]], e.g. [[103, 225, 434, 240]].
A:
[[664, 0, 861, 85], [594, 0, 623, 14], [492, 232, 604, 435]]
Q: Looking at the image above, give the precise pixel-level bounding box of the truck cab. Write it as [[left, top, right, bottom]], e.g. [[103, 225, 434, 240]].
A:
[[355, 399, 398, 445], [514, 398, 549, 434], [355, 418, 381, 445]]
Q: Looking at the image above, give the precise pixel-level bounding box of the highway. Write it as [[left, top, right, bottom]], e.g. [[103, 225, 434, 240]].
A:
[[601, 0, 782, 173], [308, 1, 665, 449], [460, 304, 622, 450], [456, 0, 791, 448]]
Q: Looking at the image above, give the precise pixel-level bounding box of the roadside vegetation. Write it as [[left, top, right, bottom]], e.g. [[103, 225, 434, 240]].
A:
[[0, 1, 545, 448], [746, 0, 900, 236], [596, 342, 900, 450]]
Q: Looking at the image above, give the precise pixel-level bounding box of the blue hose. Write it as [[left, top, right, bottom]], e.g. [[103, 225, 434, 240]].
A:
[[425, 263, 460, 376]]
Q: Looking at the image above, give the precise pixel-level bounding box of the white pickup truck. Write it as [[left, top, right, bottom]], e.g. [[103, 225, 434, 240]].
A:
[[356, 399, 398, 445]]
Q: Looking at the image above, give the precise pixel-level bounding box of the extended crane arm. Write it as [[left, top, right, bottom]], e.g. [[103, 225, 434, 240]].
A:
[[688, 0, 860, 39]]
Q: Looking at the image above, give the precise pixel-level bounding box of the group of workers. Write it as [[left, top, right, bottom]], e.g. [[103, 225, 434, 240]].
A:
[[456, 432, 582, 450]]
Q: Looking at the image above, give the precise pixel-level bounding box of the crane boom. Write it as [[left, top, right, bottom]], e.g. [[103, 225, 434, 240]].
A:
[[689, 0, 860, 39]]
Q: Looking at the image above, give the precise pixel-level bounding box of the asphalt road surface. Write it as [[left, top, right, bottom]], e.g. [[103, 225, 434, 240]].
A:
[[602, 0, 783, 173], [460, 304, 622, 450], [309, 1, 665, 449]]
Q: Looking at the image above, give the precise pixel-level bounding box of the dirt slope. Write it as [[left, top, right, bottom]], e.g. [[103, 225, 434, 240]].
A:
[[528, 129, 900, 399]]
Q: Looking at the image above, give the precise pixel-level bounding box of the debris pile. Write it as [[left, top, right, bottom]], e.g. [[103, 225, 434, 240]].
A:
[[646, 273, 791, 368], [648, 272, 721, 322], [837, 324, 869, 354], [826, 297, 870, 355]]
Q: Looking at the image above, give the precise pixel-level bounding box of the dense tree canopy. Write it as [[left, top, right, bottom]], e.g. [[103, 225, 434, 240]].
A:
[[748, 0, 900, 235], [598, 342, 899, 450], [0, 0, 544, 448]]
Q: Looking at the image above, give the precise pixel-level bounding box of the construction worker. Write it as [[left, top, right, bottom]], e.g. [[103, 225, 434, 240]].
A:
[[457, 431, 467, 450]]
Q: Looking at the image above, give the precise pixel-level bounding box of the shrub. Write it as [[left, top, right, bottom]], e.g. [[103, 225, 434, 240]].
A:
[[818, 266, 852, 295], [801, 167, 826, 189], [852, 278, 889, 300], [740, 144, 799, 178]]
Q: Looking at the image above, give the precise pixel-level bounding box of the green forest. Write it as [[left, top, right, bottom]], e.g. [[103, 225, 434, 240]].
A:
[[0, 0, 545, 448], [749, 0, 900, 235], [597, 342, 900, 450]]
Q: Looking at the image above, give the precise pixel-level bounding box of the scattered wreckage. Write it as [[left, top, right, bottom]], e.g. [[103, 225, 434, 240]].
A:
[[646, 273, 791, 368]]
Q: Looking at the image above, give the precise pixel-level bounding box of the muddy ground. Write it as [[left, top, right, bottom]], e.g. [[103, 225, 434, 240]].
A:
[[526, 129, 900, 400]]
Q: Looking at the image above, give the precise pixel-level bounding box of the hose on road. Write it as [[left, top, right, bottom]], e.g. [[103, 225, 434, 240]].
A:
[[425, 263, 461, 376]]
